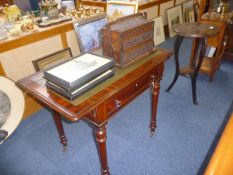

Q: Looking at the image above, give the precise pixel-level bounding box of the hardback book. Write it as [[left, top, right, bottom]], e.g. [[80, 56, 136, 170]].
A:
[[44, 53, 115, 92], [46, 69, 114, 101]]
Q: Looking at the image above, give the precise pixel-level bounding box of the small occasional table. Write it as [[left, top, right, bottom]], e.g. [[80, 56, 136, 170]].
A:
[[17, 49, 172, 175], [166, 22, 219, 105]]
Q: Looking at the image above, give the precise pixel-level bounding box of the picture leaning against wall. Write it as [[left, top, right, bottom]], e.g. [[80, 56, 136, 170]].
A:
[[167, 5, 183, 38], [152, 16, 165, 46], [106, 1, 138, 21]]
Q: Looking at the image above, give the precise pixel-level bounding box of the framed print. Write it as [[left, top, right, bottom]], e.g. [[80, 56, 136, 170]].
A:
[[167, 5, 183, 38], [32, 47, 73, 71], [185, 7, 195, 23], [193, 3, 199, 21], [106, 1, 138, 21], [182, 0, 194, 21], [152, 16, 165, 46], [159, 0, 174, 25], [73, 13, 107, 53]]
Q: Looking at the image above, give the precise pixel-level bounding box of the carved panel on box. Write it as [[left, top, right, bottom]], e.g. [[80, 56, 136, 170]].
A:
[[102, 12, 155, 68], [123, 31, 153, 48], [124, 43, 154, 62]]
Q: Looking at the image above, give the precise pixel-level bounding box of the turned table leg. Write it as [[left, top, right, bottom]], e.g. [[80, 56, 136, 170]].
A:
[[51, 110, 68, 151], [149, 75, 160, 136], [94, 126, 110, 175]]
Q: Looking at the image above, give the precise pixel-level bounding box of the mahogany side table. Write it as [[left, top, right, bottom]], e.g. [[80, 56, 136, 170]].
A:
[[166, 22, 219, 105], [17, 49, 172, 175]]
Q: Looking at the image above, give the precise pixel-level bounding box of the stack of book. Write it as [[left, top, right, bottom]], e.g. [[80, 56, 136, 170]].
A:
[[44, 53, 115, 101]]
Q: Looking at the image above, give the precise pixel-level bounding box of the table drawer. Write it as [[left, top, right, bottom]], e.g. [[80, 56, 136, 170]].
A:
[[106, 68, 160, 115]]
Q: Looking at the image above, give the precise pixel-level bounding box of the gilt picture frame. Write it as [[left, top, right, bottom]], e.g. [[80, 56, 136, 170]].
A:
[[167, 5, 183, 38], [106, 1, 138, 21], [152, 16, 165, 46], [32, 47, 73, 72]]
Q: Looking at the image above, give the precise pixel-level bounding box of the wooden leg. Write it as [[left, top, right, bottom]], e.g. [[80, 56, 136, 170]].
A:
[[51, 110, 68, 151], [150, 75, 160, 137], [192, 38, 207, 105], [191, 77, 198, 105], [166, 36, 184, 92], [209, 72, 214, 82], [94, 126, 110, 175]]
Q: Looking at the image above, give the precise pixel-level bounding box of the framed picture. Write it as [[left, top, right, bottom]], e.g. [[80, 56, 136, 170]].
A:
[[73, 13, 107, 53], [106, 1, 138, 21], [182, 0, 194, 21], [32, 47, 73, 71], [185, 7, 195, 23], [193, 3, 199, 21], [167, 5, 183, 38], [159, 0, 174, 25], [152, 16, 165, 46]]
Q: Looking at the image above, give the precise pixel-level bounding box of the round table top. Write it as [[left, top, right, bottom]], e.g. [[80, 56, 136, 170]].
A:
[[173, 22, 220, 38]]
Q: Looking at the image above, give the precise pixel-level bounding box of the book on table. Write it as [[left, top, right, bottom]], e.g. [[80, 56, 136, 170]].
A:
[[44, 53, 115, 92]]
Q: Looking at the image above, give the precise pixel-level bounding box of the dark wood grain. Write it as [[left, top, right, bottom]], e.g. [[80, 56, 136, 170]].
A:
[[150, 74, 162, 136], [52, 110, 68, 151], [224, 23, 233, 61], [94, 125, 110, 175], [173, 22, 219, 38]]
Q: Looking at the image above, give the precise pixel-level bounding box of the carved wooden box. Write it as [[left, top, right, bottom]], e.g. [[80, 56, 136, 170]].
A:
[[101, 12, 154, 68]]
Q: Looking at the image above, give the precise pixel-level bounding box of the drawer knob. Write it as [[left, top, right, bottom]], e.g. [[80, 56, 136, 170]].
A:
[[114, 99, 121, 109], [135, 83, 138, 87]]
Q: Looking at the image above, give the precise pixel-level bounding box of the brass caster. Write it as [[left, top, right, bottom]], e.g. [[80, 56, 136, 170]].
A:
[[149, 129, 155, 137], [63, 145, 68, 152]]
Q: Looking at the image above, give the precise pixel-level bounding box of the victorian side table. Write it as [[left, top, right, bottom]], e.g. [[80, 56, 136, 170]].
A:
[[166, 22, 219, 105], [18, 49, 172, 175]]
